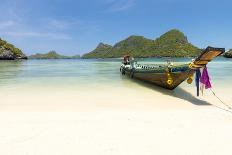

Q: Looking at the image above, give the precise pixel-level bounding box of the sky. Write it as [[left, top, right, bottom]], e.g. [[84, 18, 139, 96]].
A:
[[0, 0, 231, 56]]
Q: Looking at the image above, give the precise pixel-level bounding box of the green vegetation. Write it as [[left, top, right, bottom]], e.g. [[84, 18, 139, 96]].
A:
[[106, 36, 154, 58], [29, 51, 80, 59], [151, 29, 201, 57], [0, 38, 27, 60], [224, 49, 232, 58], [82, 29, 201, 58], [82, 43, 112, 58], [70, 55, 81, 59]]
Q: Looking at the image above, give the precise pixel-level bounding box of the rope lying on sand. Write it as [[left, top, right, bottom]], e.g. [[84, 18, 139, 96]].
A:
[[210, 89, 232, 109], [207, 89, 232, 114]]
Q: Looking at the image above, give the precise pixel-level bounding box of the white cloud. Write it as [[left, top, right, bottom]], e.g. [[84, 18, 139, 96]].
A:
[[104, 0, 135, 12], [0, 18, 72, 40], [1, 31, 71, 40], [49, 19, 72, 30], [104, 0, 117, 4], [0, 20, 15, 29]]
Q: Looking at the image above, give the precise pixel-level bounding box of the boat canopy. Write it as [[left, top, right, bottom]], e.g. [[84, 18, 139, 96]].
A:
[[193, 46, 225, 66]]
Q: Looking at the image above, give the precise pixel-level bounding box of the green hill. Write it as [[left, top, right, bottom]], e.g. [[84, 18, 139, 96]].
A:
[[70, 55, 81, 59], [107, 36, 154, 58], [0, 38, 27, 60], [82, 29, 201, 58], [82, 43, 112, 58], [151, 29, 201, 57], [29, 51, 80, 59], [224, 49, 232, 58]]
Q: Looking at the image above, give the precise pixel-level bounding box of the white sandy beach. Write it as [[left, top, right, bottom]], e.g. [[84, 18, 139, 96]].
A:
[[1, 0, 232, 153], [0, 84, 232, 155]]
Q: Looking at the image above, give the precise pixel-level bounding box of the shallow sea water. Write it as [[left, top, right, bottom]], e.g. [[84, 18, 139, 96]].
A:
[[0, 57, 231, 91]]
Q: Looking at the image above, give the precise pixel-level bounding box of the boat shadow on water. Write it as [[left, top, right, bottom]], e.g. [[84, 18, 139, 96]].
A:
[[126, 77, 211, 106]]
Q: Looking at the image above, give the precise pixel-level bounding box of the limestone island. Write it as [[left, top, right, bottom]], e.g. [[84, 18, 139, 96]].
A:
[[0, 38, 27, 60], [224, 49, 232, 58], [82, 29, 201, 59]]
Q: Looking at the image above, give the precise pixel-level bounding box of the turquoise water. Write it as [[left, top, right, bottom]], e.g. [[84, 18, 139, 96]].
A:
[[0, 57, 231, 89]]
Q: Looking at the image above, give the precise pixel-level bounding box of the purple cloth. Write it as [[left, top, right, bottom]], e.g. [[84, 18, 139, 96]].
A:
[[200, 67, 212, 89]]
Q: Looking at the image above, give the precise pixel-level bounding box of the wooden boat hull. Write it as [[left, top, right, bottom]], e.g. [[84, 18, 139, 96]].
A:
[[120, 46, 225, 90], [121, 65, 195, 90]]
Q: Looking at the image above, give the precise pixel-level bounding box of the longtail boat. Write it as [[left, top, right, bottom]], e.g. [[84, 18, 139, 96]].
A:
[[120, 46, 225, 90]]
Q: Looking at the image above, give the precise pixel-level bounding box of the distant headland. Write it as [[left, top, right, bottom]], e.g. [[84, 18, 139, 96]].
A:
[[28, 51, 80, 59]]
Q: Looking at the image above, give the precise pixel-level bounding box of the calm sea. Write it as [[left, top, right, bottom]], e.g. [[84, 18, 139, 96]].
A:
[[0, 57, 231, 90]]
